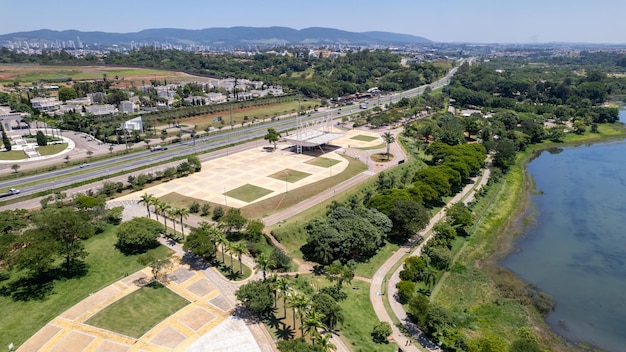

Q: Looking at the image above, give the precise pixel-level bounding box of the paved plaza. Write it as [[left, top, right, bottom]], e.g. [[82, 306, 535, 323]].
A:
[[115, 129, 384, 208]]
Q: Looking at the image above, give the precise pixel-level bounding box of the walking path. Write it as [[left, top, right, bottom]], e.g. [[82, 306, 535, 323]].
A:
[[370, 166, 491, 352]]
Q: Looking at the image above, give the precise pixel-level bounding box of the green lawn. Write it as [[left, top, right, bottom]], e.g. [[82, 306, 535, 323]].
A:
[[350, 135, 378, 142], [0, 150, 27, 160], [0, 226, 172, 350], [86, 281, 189, 338], [37, 143, 68, 156], [269, 169, 311, 183], [305, 157, 341, 168], [338, 280, 397, 352], [357, 142, 387, 151], [225, 184, 274, 203], [354, 241, 401, 279]]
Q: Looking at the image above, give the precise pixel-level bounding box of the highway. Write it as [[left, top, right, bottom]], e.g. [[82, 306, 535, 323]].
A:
[[0, 59, 466, 198]]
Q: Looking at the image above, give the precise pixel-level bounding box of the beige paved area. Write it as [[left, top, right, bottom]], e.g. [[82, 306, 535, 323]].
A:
[[114, 129, 385, 208], [18, 262, 231, 352]]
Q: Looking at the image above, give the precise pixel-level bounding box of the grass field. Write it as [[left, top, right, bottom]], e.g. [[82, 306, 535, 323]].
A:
[[37, 143, 68, 156], [0, 65, 189, 86], [350, 135, 378, 142], [305, 157, 341, 168], [0, 150, 27, 160], [85, 281, 189, 338], [269, 169, 311, 183], [357, 142, 387, 151], [225, 184, 274, 203], [0, 226, 172, 350]]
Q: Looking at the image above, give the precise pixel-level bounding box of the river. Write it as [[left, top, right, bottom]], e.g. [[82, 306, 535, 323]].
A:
[[502, 111, 626, 352]]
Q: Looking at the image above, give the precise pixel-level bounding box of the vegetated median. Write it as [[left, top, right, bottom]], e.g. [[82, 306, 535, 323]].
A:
[[431, 122, 626, 351]]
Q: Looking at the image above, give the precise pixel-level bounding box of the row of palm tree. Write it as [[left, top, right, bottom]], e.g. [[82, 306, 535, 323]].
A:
[[139, 193, 189, 237], [267, 275, 337, 351], [195, 221, 249, 275]]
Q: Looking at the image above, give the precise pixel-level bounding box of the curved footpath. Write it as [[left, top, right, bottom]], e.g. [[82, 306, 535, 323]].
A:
[[370, 166, 491, 352]]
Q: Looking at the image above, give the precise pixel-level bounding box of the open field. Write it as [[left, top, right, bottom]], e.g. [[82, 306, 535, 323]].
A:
[[85, 281, 190, 338], [0, 64, 203, 87], [0, 226, 172, 350]]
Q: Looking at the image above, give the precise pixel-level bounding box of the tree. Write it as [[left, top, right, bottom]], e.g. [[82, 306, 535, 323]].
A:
[[264, 128, 281, 150], [317, 333, 337, 352], [138, 253, 172, 280], [220, 208, 247, 235], [388, 199, 430, 240], [371, 321, 392, 343], [407, 293, 430, 327], [174, 207, 190, 237], [58, 86, 77, 102], [183, 224, 218, 261], [115, 217, 162, 254], [254, 252, 273, 281], [312, 293, 344, 332], [10, 164, 19, 173], [231, 241, 248, 274], [138, 193, 156, 219], [36, 130, 47, 146], [303, 309, 327, 344], [156, 201, 172, 234], [381, 131, 395, 160], [277, 277, 291, 316], [396, 280, 416, 304], [446, 202, 473, 231], [31, 207, 94, 273], [235, 280, 274, 317], [2, 129, 11, 151], [290, 292, 311, 336], [216, 232, 229, 263]]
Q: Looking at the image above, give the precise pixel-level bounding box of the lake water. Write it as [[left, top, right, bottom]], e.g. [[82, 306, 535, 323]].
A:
[[502, 112, 626, 352]]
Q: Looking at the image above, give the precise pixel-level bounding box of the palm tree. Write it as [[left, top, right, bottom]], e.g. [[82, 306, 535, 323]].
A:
[[382, 131, 395, 160], [157, 202, 172, 234], [231, 241, 248, 274], [138, 193, 155, 219], [216, 232, 229, 264], [277, 277, 290, 317], [291, 293, 310, 337], [177, 207, 190, 237], [267, 274, 279, 307], [226, 241, 235, 271], [254, 252, 272, 281], [423, 266, 437, 291], [303, 309, 327, 344], [318, 333, 337, 352]]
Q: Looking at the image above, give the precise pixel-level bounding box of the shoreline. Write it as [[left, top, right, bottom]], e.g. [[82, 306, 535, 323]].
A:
[[433, 122, 626, 351], [490, 126, 626, 350]]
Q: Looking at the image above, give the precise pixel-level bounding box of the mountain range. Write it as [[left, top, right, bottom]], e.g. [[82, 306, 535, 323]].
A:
[[0, 27, 432, 47]]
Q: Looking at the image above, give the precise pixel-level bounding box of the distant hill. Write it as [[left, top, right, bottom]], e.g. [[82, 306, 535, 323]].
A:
[[0, 27, 432, 47]]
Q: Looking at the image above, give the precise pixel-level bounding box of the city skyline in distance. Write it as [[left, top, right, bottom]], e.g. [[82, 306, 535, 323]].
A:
[[1, 0, 625, 44]]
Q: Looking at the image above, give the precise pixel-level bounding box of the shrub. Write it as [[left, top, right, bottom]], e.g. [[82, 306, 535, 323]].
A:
[[371, 321, 392, 343], [189, 201, 200, 214]]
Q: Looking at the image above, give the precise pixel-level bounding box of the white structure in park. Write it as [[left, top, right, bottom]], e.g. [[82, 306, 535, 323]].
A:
[[120, 116, 143, 132], [283, 114, 344, 154], [119, 100, 135, 114]]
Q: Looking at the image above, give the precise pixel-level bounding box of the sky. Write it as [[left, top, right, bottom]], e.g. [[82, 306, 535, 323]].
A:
[[1, 0, 626, 44]]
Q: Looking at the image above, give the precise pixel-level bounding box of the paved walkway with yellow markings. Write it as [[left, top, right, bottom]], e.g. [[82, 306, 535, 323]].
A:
[[18, 263, 232, 352]]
